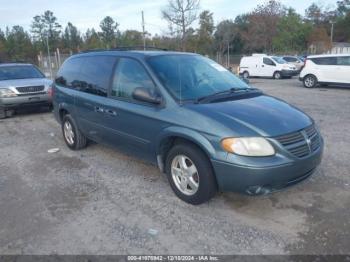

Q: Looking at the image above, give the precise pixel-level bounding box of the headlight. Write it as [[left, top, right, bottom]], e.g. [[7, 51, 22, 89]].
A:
[[0, 88, 17, 98], [221, 137, 275, 156]]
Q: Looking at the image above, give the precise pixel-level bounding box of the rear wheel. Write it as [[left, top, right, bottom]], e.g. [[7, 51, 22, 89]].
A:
[[165, 142, 217, 205], [243, 71, 250, 79], [303, 75, 317, 88], [62, 114, 87, 150], [273, 71, 282, 79]]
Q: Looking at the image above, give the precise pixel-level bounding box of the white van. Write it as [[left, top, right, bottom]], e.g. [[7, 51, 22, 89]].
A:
[[299, 54, 350, 88], [239, 54, 298, 79]]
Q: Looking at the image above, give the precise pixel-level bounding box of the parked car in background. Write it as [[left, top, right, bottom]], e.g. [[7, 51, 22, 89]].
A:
[[239, 54, 298, 79], [299, 54, 350, 88], [0, 63, 52, 119], [53, 50, 323, 205], [282, 56, 304, 72]]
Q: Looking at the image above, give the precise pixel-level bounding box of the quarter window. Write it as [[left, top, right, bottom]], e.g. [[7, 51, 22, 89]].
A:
[[337, 56, 350, 66], [111, 58, 156, 100]]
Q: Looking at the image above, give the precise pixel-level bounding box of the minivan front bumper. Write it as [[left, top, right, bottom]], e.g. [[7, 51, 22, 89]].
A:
[[211, 142, 323, 195]]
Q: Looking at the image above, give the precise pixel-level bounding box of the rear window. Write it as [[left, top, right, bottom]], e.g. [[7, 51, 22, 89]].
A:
[[310, 57, 337, 65], [56, 56, 116, 97], [337, 56, 350, 66], [0, 65, 44, 81]]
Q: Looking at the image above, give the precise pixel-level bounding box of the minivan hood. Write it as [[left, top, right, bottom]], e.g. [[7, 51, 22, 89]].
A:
[[0, 78, 52, 88], [186, 95, 312, 137]]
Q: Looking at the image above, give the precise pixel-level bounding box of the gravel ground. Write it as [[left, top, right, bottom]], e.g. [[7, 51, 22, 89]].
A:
[[0, 78, 349, 255]]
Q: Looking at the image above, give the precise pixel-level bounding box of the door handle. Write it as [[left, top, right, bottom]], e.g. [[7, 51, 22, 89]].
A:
[[105, 109, 117, 116], [94, 106, 104, 113]]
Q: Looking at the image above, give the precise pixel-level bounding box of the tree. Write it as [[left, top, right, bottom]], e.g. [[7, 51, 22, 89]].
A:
[[273, 8, 312, 52], [83, 28, 103, 50], [242, 0, 286, 52], [31, 10, 62, 51], [305, 3, 323, 25], [337, 0, 350, 16], [5, 26, 36, 63], [0, 29, 8, 62], [197, 10, 214, 55], [100, 16, 119, 48], [63, 22, 81, 52], [162, 0, 200, 51], [214, 20, 238, 55], [308, 27, 332, 54], [119, 30, 144, 47]]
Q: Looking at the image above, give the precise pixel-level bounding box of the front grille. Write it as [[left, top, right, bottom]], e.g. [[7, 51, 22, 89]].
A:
[[16, 85, 45, 93], [274, 125, 321, 158]]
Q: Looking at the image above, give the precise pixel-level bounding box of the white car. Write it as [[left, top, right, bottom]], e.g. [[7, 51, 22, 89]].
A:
[[299, 54, 350, 88], [239, 54, 298, 79], [282, 56, 304, 72]]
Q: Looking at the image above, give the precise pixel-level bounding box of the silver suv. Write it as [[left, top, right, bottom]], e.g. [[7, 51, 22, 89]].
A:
[[0, 63, 53, 119]]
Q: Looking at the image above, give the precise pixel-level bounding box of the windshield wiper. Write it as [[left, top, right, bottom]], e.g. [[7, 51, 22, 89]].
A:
[[195, 87, 255, 104]]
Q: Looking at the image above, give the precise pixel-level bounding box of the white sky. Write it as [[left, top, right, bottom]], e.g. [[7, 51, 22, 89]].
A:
[[0, 0, 337, 35]]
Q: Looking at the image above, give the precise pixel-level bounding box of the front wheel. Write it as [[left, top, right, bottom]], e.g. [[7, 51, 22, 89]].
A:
[[273, 71, 282, 79], [242, 71, 250, 79], [303, 75, 317, 88], [165, 143, 217, 205]]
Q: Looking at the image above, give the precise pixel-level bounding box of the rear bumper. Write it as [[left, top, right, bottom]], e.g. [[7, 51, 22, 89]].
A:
[[281, 70, 299, 77], [211, 143, 323, 195], [0, 93, 52, 110]]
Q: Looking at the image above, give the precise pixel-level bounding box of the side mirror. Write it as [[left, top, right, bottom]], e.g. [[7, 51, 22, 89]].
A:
[[132, 87, 162, 105]]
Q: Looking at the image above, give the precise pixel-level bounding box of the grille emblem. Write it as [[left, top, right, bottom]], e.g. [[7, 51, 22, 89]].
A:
[[301, 130, 312, 153]]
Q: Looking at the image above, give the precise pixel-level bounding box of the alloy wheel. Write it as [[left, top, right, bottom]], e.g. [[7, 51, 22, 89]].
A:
[[63, 120, 75, 145], [171, 155, 199, 196]]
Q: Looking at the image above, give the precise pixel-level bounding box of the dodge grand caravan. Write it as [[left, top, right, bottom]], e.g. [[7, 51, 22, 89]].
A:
[[53, 50, 323, 205]]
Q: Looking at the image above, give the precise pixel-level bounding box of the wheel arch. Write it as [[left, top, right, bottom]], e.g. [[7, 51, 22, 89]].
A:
[[155, 127, 216, 173]]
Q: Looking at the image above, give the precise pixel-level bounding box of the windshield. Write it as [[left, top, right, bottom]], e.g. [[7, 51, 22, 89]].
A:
[[272, 57, 287, 64], [147, 55, 250, 101], [0, 65, 45, 81]]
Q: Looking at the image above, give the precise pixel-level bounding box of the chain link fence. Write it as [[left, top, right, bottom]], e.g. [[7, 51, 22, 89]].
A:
[[37, 50, 71, 79]]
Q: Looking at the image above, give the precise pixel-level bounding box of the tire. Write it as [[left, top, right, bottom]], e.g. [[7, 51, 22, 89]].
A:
[[165, 142, 217, 205], [62, 114, 87, 150], [303, 75, 317, 88], [273, 71, 282, 79], [243, 71, 249, 79], [0, 108, 6, 119]]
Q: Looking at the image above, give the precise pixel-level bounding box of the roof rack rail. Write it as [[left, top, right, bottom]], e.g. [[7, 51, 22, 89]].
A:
[[80, 46, 168, 53]]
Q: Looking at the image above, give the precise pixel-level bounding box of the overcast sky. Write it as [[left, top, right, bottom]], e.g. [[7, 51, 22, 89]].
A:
[[0, 0, 337, 35]]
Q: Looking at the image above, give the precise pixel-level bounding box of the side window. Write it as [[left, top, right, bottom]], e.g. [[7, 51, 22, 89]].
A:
[[337, 56, 350, 66], [111, 58, 156, 100], [79, 56, 116, 97], [311, 57, 337, 65], [284, 57, 294, 62], [55, 58, 82, 88], [263, 58, 275, 66]]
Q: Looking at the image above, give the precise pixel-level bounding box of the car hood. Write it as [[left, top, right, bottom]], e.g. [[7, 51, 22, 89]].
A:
[[0, 78, 52, 88], [186, 95, 312, 137]]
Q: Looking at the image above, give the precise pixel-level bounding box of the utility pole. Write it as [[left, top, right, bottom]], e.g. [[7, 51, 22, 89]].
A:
[[46, 35, 53, 79], [330, 21, 335, 47], [142, 11, 146, 50]]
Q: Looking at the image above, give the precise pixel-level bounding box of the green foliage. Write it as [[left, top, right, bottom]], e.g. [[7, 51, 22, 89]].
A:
[[273, 9, 312, 53], [63, 22, 82, 52], [100, 16, 119, 48]]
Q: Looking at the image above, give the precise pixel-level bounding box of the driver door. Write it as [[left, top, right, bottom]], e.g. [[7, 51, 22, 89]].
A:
[[260, 57, 276, 77]]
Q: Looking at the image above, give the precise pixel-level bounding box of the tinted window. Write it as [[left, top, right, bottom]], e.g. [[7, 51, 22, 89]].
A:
[[148, 55, 249, 101], [55, 58, 82, 88], [56, 56, 116, 97], [284, 57, 297, 62], [79, 56, 116, 97], [337, 56, 350, 66], [111, 58, 155, 100], [0, 65, 44, 81], [311, 57, 337, 65], [271, 57, 286, 64], [263, 58, 275, 66]]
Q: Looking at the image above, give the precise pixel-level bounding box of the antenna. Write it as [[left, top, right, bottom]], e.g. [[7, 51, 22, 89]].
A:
[[142, 11, 146, 51]]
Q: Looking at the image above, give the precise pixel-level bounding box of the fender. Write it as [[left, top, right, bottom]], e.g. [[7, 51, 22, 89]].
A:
[[155, 125, 216, 163]]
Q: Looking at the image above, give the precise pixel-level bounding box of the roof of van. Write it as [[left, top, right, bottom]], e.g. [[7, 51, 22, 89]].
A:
[[307, 53, 350, 58], [71, 50, 198, 59]]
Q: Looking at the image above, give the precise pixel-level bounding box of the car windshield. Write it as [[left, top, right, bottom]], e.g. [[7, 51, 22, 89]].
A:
[[147, 55, 250, 101], [272, 57, 287, 64], [0, 65, 45, 81]]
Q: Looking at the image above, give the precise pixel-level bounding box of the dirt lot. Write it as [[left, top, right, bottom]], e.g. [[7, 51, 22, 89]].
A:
[[0, 78, 349, 255]]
